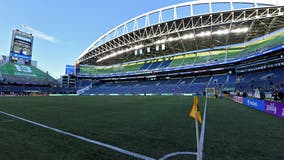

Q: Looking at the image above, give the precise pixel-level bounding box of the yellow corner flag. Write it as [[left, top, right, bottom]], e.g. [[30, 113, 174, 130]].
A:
[[189, 96, 202, 124]]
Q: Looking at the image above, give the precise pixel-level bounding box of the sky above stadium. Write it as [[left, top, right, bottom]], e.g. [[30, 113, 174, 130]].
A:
[[0, 0, 193, 78]]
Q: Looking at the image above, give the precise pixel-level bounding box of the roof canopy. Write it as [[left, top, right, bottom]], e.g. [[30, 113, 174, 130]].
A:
[[77, 0, 284, 65]]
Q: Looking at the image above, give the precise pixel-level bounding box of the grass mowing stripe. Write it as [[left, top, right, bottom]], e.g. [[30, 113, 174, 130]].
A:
[[0, 110, 155, 160]]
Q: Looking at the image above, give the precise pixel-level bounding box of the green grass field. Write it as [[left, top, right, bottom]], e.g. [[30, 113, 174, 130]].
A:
[[0, 96, 283, 160]]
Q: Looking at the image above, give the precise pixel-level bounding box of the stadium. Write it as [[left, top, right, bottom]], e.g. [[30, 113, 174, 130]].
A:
[[76, 0, 284, 97], [0, 0, 284, 160]]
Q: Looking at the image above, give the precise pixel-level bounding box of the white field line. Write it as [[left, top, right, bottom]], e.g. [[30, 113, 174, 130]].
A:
[[199, 95, 208, 160], [158, 151, 197, 160], [0, 110, 155, 160]]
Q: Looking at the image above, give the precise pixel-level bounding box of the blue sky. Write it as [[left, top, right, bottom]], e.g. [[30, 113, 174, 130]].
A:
[[0, 0, 192, 78]]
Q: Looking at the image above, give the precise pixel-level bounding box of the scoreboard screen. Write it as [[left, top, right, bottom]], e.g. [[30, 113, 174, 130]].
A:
[[12, 39, 32, 55], [10, 29, 33, 63]]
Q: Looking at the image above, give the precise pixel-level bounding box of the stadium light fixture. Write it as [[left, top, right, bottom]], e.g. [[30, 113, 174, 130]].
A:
[[162, 44, 165, 50], [213, 29, 229, 35], [196, 31, 211, 37], [168, 37, 174, 42], [231, 27, 249, 33], [181, 33, 194, 39], [168, 37, 179, 42], [98, 45, 138, 62], [155, 39, 166, 45], [147, 47, 151, 53], [156, 45, 160, 51], [97, 26, 249, 63], [134, 44, 144, 50], [139, 49, 143, 54]]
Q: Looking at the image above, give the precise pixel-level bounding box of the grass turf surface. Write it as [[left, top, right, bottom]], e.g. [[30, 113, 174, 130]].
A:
[[0, 96, 283, 160]]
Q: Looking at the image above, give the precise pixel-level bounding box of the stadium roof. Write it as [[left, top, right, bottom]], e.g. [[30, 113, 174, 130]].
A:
[[76, 0, 284, 66]]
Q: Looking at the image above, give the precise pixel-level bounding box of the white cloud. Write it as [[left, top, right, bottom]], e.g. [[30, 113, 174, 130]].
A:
[[22, 25, 59, 43]]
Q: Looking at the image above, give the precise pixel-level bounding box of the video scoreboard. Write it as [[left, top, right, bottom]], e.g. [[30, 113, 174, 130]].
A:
[[10, 29, 33, 64]]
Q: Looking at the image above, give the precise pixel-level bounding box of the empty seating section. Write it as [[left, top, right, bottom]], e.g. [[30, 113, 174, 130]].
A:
[[0, 62, 55, 85], [168, 55, 184, 67], [148, 62, 161, 69], [79, 66, 99, 74], [122, 62, 144, 72], [206, 74, 238, 91], [238, 30, 284, 57], [86, 76, 214, 95], [237, 72, 270, 91], [224, 74, 237, 90], [194, 52, 209, 64], [208, 50, 227, 62], [140, 63, 152, 70], [179, 54, 197, 66], [84, 68, 284, 95], [168, 29, 284, 67], [236, 69, 284, 92], [189, 76, 211, 94], [76, 80, 95, 88], [80, 62, 145, 75], [140, 60, 172, 70], [208, 74, 227, 87], [159, 60, 172, 68], [226, 48, 242, 59], [80, 60, 173, 75]]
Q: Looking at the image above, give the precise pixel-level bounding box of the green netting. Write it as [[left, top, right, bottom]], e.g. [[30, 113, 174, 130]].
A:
[[0, 63, 54, 80]]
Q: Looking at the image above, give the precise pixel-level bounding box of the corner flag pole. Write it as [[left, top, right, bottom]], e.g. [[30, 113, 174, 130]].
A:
[[189, 96, 202, 160], [195, 112, 200, 160]]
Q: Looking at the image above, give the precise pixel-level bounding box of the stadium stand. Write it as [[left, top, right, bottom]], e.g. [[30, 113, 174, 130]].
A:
[[0, 62, 55, 85], [78, 28, 284, 76], [76, 43, 284, 97], [80, 67, 284, 96], [236, 68, 284, 92], [83, 75, 224, 95], [72, 2, 284, 98], [0, 60, 78, 95]]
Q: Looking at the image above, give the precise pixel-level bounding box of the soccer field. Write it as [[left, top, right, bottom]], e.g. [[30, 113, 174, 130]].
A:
[[0, 96, 283, 160]]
